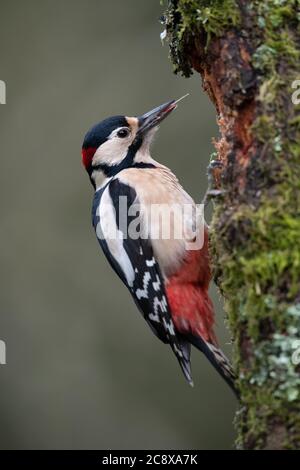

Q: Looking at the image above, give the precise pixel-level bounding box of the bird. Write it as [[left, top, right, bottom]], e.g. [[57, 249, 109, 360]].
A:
[[81, 98, 237, 396]]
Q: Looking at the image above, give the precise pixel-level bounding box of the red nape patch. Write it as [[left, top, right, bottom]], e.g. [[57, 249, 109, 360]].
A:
[[81, 147, 97, 170]]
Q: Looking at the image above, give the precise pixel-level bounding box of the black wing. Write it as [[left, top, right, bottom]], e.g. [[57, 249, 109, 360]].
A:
[[92, 178, 193, 385]]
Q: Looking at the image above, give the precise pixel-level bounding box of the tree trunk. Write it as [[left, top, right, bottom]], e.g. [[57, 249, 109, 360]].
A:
[[163, 0, 300, 450]]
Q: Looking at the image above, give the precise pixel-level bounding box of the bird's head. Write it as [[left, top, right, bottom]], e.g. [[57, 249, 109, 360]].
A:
[[82, 98, 185, 188]]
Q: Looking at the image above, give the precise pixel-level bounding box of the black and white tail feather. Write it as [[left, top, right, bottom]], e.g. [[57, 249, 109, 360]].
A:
[[187, 334, 238, 397], [92, 177, 237, 396]]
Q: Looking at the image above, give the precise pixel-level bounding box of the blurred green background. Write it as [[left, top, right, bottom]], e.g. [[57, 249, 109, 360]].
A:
[[0, 0, 236, 449]]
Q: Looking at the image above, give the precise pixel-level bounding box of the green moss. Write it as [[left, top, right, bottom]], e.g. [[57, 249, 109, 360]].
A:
[[217, 200, 300, 447], [163, 0, 241, 76], [179, 0, 240, 40]]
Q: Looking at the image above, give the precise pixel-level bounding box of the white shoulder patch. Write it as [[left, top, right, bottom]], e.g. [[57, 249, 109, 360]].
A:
[[97, 187, 135, 287]]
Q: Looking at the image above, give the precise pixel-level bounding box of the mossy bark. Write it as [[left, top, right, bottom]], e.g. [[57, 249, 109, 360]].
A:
[[163, 0, 300, 449]]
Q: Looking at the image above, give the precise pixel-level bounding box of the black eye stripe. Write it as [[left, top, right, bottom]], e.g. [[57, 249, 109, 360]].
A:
[[92, 137, 143, 176]]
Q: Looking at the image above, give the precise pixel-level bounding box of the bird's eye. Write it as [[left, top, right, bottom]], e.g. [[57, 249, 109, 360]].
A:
[[117, 128, 130, 138]]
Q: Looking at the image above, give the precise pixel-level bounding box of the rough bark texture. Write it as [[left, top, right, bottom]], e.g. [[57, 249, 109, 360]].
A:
[[163, 0, 300, 449]]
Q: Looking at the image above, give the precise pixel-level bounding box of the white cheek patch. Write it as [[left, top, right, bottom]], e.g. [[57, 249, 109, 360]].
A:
[[93, 125, 134, 167], [93, 139, 128, 166]]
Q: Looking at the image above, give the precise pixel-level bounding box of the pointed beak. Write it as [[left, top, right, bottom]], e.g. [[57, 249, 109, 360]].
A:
[[136, 100, 177, 137]]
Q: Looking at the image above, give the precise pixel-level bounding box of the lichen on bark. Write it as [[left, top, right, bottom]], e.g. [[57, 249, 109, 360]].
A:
[[163, 0, 300, 449]]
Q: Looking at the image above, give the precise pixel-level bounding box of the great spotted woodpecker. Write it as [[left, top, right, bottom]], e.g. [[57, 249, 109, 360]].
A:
[[82, 99, 237, 395]]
